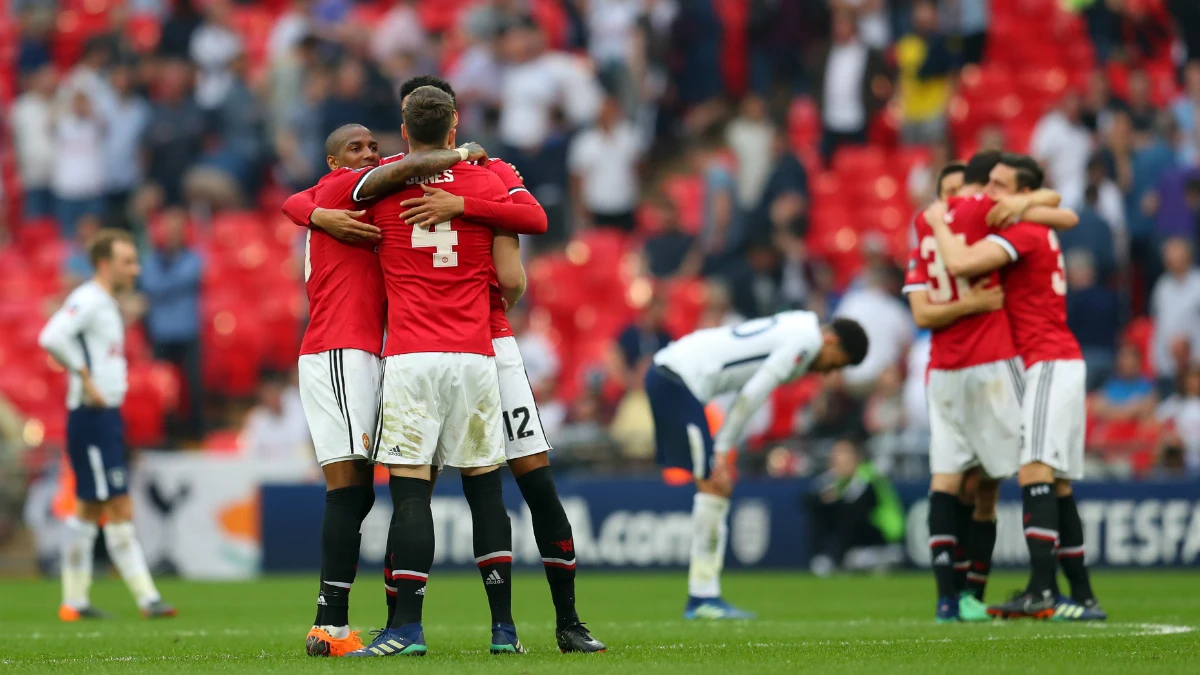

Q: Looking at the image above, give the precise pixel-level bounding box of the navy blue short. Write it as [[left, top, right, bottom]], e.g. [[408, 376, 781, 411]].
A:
[[644, 365, 714, 480], [66, 407, 129, 502]]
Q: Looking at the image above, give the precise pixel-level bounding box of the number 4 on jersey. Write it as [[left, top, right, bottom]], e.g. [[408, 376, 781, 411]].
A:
[[412, 221, 458, 267]]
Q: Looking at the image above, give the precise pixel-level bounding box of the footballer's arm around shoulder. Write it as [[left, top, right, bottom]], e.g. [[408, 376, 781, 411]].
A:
[[927, 207, 1010, 277], [282, 186, 318, 227], [906, 290, 965, 330], [352, 148, 468, 202], [1022, 205, 1080, 231], [493, 232, 526, 308]]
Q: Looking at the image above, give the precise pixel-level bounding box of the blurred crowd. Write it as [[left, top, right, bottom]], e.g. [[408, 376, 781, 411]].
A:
[[1, 0, 1199, 483]]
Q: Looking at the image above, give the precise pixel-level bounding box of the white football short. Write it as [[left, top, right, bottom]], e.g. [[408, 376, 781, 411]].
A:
[[374, 352, 505, 468], [927, 357, 1024, 479], [1020, 359, 1087, 481], [493, 336, 552, 461], [298, 348, 383, 466]]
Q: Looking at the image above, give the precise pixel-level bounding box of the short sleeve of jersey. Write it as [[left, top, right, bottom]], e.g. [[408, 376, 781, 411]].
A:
[[483, 158, 527, 195], [987, 221, 1044, 261], [903, 245, 928, 292], [314, 168, 369, 211]]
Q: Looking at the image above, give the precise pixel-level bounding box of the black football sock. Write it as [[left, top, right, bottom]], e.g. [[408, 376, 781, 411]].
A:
[[462, 471, 514, 626], [383, 504, 397, 628], [953, 499, 973, 593], [387, 476, 433, 628], [316, 484, 374, 628], [516, 466, 579, 629], [928, 491, 960, 600], [964, 518, 997, 601], [1022, 483, 1059, 596], [1057, 494, 1095, 603]]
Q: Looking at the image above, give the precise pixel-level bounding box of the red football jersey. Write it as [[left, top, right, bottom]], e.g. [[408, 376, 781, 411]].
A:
[[373, 163, 511, 357], [986, 221, 1082, 366], [904, 201, 1018, 370], [299, 168, 387, 356]]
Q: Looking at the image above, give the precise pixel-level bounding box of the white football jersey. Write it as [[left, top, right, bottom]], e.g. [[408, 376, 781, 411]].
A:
[[38, 281, 128, 409], [654, 310, 823, 404]]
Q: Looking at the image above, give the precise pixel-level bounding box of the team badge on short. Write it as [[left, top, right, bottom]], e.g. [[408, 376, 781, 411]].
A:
[[362, 433, 370, 451]]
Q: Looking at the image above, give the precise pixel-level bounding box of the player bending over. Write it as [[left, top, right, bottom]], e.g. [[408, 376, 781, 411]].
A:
[[288, 125, 488, 656], [905, 152, 1033, 622], [929, 153, 1106, 621], [646, 311, 868, 619], [348, 85, 526, 657], [38, 230, 176, 621]]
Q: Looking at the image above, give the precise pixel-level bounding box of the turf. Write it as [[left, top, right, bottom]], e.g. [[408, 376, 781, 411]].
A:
[[1, 571, 1197, 674]]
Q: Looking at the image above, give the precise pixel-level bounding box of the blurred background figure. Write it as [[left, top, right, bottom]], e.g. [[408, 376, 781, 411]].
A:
[[805, 438, 905, 577]]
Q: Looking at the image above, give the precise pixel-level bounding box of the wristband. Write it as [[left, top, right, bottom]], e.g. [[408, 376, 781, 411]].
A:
[[456, 147, 469, 162]]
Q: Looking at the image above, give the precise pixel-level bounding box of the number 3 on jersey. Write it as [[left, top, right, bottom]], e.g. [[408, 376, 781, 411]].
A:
[[412, 221, 458, 267], [1048, 229, 1067, 296], [919, 235, 968, 302]]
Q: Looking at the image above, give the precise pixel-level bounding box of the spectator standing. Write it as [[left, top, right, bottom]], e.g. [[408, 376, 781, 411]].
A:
[[942, 0, 988, 64], [750, 127, 809, 244], [58, 38, 117, 121], [104, 64, 150, 231], [188, 56, 266, 208], [268, 0, 314, 62], [143, 60, 207, 206], [10, 63, 57, 219], [1081, 69, 1123, 134], [1171, 61, 1200, 168], [833, 267, 913, 392], [158, 0, 202, 60], [141, 209, 205, 440], [1065, 250, 1121, 389], [1065, 156, 1127, 259], [371, 0, 428, 64], [1124, 69, 1160, 134], [1151, 238, 1200, 390], [841, 0, 891, 50], [242, 372, 312, 473], [190, 0, 243, 110], [1030, 91, 1092, 200], [812, 9, 891, 163], [895, 0, 954, 145], [276, 68, 329, 192], [725, 95, 775, 214], [568, 96, 643, 232], [52, 90, 107, 238], [1059, 187, 1119, 281]]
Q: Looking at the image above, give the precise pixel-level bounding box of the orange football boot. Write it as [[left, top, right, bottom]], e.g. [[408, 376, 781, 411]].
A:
[[306, 627, 364, 657]]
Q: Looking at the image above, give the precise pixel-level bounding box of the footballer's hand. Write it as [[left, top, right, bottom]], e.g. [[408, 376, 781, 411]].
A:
[[460, 142, 488, 164], [508, 163, 524, 184], [986, 195, 1032, 228], [968, 279, 1005, 312], [311, 208, 380, 243], [400, 185, 466, 229], [81, 372, 107, 408], [923, 201, 948, 227]]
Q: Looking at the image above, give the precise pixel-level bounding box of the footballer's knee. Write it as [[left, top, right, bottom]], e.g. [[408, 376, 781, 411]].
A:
[[459, 464, 501, 478], [958, 469, 980, 505], [76, 500, 104, 523], [102, 494, 135, 523], [696, 478, 732, 499], [322, 458, 373, 490], [1055, 479, 1073, 497], [973, 478, 1000, 521], [389, 464, 434, 481], [1018, 462, 1054, 486], [508, 451, 550, 479], [929, 472, 962, 496]]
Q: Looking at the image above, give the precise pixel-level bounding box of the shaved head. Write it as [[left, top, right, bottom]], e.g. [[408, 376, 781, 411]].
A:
[[325, 124, 369, 157]]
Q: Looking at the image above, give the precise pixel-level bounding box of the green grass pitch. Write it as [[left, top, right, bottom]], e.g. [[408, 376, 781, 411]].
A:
[[1, 571, 1198, 674]]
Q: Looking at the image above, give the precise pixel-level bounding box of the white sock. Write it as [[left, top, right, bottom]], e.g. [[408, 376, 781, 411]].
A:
[[688, 492, 730, 599], [62, 517, 98, 609], [103, 521, 161, 609], [318, 625, 351, 639]]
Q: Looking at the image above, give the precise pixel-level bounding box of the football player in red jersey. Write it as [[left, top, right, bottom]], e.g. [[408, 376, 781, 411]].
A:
[[347, 85, 525, 658], [904, 155, 1013, 623], [929, 153, 1107, 621], [292, 125, 489, 657], [286, 75, 604, 653]]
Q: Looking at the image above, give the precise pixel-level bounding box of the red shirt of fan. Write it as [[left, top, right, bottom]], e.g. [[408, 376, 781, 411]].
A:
[[373, 162, 511, 356], [903, 198, 1018, 370], [984, 221, 1083, 366], [300, 167, 387, 356]]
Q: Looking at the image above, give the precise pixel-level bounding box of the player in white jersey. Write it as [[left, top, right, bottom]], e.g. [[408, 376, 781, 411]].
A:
[[38, 230, 176, 621], [646, 311, 869, 618]]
